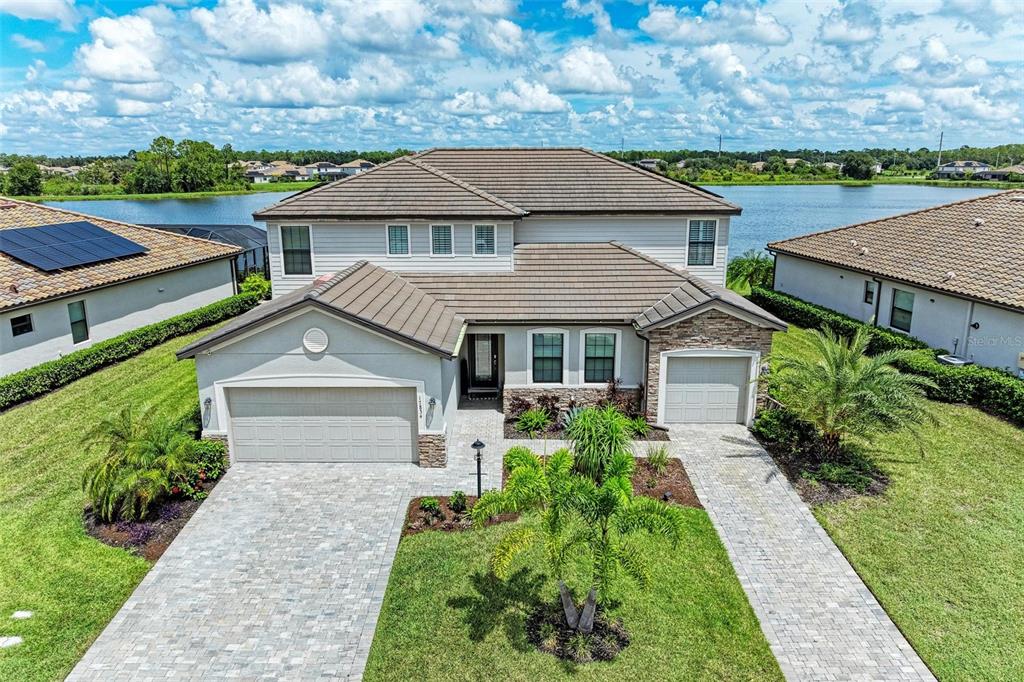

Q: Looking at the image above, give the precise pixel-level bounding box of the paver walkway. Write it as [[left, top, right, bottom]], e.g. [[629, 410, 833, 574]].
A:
[[669, 424, 934, 682], [69, 408, 506, 682]]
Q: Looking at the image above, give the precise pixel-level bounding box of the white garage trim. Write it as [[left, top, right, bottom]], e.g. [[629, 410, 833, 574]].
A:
[[657, 349, 760, 427], [209, 374, 442, 458]]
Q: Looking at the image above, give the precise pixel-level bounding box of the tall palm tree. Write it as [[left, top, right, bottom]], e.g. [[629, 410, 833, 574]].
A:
[[473, 446, 685, 633], [82, 405, 195, 521], [771, 327, 936, 459], [726, 249, 774, 291]]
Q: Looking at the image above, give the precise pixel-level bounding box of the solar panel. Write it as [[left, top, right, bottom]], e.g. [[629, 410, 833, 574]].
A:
[[0, 221, 148, 272]]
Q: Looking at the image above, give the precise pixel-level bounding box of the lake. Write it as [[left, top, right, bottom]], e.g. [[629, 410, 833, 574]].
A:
[[45, 184, 997, 257]]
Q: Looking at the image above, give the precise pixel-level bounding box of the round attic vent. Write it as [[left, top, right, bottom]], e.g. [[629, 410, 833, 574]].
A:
[[303, 327, 329, 353]]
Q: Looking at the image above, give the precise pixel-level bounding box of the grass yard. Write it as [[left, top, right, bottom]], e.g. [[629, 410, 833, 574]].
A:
[[0, 327, 219, 681], [364, 511, 782, 681], [770, 326, 1024, 680]]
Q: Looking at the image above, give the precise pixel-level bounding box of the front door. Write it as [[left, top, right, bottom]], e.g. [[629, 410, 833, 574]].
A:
[[469, 334, 499, 391]]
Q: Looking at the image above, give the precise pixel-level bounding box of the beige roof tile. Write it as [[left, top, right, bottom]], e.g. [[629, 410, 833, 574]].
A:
[[768, 190, 1024, 311], [0, 198, 240, 312]]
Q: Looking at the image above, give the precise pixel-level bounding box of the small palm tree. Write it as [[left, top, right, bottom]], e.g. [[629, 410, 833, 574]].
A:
[[565, 405, 632, 483], [726, 250, 774, 291], [82, 405, 196, 521], [771, 327, 935, 459], [473, 446, 685, 633]]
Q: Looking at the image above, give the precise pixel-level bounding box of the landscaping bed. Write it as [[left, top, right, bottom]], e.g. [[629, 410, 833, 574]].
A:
[[403, 494, 518, 537], [84, 478, 220, 562], [630, 457, 702, 508], [503, 422, 669, 441]]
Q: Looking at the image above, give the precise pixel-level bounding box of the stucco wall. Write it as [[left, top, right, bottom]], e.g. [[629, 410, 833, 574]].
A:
[[774, 254, 1023, 370], [193, 308, 450, 435], [1, 259, 234, 376]]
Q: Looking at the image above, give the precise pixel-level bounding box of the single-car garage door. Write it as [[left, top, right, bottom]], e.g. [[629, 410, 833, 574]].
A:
[[228, 387, 418, 462], [663, 356, 749, 424]]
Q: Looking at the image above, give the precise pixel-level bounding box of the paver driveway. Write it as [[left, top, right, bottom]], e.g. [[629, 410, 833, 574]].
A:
[[69, 408, 506, 681]]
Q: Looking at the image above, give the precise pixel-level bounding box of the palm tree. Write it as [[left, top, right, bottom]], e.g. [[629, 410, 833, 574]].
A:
[[726, 249, 774, 291], [770, 327, 935, 459], [565, 405, 632, 483], [82, 405, 196, 521], [473, 446, 686, 633]]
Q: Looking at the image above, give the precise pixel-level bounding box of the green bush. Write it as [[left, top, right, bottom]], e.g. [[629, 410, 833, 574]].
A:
[[749, 286, 928, 354], [503, 445, 535, 473], [750, 287, 1023, 427], [516, 407, 552, 437], [566, 405, 632, 482], [420, 497, 441, 515], [449, 490, 467, 514], [240, 273, 272, 300], [629, 415, 650, 438], [751, 407, 820, 457], [646, 444, 669, 475], [0, 292, 260, 412]]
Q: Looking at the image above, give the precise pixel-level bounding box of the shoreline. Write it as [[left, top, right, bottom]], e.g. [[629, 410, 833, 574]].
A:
[[13, 178, 1020, 203]]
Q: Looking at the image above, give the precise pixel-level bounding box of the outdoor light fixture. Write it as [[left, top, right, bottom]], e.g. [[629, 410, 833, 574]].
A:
[[202, 397, 212, 428], [472, 439, 485, 498]]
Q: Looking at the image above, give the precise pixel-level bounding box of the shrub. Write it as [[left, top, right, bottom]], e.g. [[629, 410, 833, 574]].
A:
[[0, 292, 261, 412], [449, 490, 467, 514], [420, 497, 441, 515], [646, 444, 669, 475], [503, 445, 536, 473], [628, 415, 649, 438], [240, 273, 272, 300], [751, 406, 819, 458], [603, 378, 641, 417], [506, 395, 532, 421], [566, 405, 632, 482], [516, 408, 552, 437], [560, 405, 584, 430], [174, 402, 203, 438], [174, 439, 227, 500], [535, 394, 560, 419]]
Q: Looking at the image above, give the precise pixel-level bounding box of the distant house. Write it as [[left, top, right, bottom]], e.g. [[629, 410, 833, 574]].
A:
[[821, 161, 842, 171], [0, 199, 239, 375], [636, 158, 662, 171], [246, 170, 272, 184], [769, 191, 1024, 372], [935, 160, 991, 178], [338, 158, 376, 176], [871, 163, 883, 174], [784, 158, 805, 168], [750, 161, 767, 172], [979, 164, 1024, 180]]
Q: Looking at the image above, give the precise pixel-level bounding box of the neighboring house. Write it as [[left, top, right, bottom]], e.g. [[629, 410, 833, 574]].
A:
[[637, 158, 662, 171], [1, 199, 240, 376], [338, 158, 376, 176], [820, 161, 842, 171], [246, 170, 272, 184], [935, 160, 991, 178], [750, 161, 766, 172], [979, 164, 1024, 180], [769, 191, 1024, 371], [870, 163, 883, 174], [784, 158, 804, 168], [144, 223, 269, 280], [178, 148, 786, 468]]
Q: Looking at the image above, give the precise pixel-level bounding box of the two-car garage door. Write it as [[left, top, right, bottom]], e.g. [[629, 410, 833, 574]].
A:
[[663, 356, 750, 424], [228, 386, 418, 462]]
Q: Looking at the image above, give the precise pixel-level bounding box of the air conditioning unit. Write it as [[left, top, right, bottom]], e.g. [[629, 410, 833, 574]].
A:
[[937, 354, 973, 367]]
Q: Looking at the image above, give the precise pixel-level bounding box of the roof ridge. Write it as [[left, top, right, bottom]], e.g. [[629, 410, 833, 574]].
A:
[[0, 196, 240, 253], [768, 189, 1014, 249], [575, 149, 741, 210], [308, 260, 370, 299], [405, 158, 527, 215]]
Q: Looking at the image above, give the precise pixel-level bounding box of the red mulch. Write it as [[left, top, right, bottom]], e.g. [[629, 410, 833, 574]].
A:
[[83, 478, 220, 562], [631, 458, 703, 509], [403, 495, 518, 537]]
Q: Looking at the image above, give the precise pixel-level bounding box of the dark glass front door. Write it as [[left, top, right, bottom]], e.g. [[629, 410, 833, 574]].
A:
[[469, 334, 499, 390]]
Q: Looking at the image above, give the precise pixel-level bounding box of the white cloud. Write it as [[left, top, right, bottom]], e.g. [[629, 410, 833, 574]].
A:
[[12, 34, 46, 52], [818, 1, 879, 46], [113, 81, 175, 103], [442, 90, 493, 115], [191, 0, 329, 63], [115, 99, 161, 116], [545, 46, 631, 94], [25, 59, 45, 82], [563, 0, 612, 35], [880, 90, 925, 112], [77, 15, 166, 83], [929, 86, 1013, 121], [0, 0, 77, 30], [885, 36, 991, 86], [640, 1, 791, 46], [477, 18, 525, 57], [495, 79, 569, 113]]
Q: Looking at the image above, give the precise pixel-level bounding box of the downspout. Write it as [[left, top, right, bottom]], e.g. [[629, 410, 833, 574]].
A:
[[961, 301, 976, 360], [769, 250, 778, 290], [636, 327, 650, 417], [872, 277, 883, 326]]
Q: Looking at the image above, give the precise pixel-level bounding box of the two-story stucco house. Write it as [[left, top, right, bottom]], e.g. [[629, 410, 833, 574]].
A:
[[178, 148, 786, 467], [1, 199, 239, 376], [769, 191, 1024, 372]]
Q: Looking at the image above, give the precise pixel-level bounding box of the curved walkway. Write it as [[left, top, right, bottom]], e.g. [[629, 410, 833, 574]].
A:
[[669, 424, 934, 681]]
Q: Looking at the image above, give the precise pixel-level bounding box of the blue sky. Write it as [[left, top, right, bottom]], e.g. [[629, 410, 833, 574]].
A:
[[1, 0, 1021, 155]]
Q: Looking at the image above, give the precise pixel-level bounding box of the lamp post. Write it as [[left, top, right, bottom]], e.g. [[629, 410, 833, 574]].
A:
[[472, 439, 485, 499]]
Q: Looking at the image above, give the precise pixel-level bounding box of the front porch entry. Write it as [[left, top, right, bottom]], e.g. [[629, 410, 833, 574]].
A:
[[462, 333, 503, 400]]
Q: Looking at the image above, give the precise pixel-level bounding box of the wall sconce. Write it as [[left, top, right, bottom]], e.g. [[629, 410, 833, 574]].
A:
[[202, 397, 212, 428]]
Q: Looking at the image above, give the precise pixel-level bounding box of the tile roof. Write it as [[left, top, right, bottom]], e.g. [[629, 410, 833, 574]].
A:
[[0, 198, 240, 312], [768, 190, 1024, 311], [253, 156, 527, 220], [254, 148, 738, 220], [178, 261, 466, 358]]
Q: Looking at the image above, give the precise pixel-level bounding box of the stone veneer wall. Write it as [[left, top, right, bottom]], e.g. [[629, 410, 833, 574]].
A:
[[644, 309, 775, 420], [502, 386, 641, 415], [417, 433, 448, 468]]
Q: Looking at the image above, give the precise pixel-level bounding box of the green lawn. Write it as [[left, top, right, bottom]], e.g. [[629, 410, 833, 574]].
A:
[[364, 511, 782, 681], [770, 327, 1024, 680], [0, 328, 217, 681]]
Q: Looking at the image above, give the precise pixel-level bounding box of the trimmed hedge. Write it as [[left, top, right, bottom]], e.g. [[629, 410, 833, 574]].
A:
[[752, 286, 1024, 427], [0, 292, 260, 411], [749, 286, 929, 354]]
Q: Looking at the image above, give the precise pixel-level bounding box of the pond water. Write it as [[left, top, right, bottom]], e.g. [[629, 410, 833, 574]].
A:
[[45, 184, 998, 257]]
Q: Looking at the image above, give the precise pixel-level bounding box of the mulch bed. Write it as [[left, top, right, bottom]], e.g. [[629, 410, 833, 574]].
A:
[[403, 495, 518, 537], [83, 478, 220, 562], [526, 601, 631, 663], [503, 422, 670, 441], [631, 458, 703, 509], [754, 437, 889, 506]]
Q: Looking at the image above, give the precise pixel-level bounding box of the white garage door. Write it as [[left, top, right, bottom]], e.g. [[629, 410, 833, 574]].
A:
[[228, 386, 418, 462], [663, 356, 749, 424]]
